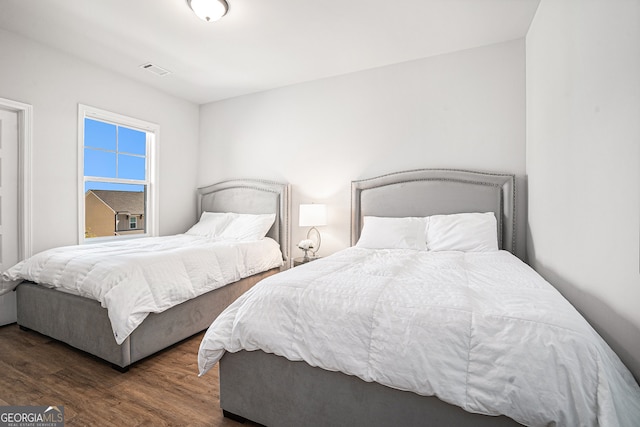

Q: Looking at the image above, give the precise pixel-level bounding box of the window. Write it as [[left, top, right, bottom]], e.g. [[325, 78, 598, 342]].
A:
[[78, 105, 158, 243]]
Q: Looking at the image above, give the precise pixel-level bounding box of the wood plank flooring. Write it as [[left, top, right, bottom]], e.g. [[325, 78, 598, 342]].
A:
[[0, 323, 259, 426]]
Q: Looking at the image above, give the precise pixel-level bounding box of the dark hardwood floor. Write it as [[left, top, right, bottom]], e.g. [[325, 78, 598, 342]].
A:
[[0, 323, 258, 426]]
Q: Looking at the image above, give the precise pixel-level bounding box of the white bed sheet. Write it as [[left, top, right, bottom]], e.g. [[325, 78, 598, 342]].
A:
[[198, 248, 640, 427], [1, 235, 283, 344]]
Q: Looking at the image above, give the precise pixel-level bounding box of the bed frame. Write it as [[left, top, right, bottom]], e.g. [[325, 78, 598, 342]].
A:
[[219, 169, 526, 427], [16, 179, 290, 371]]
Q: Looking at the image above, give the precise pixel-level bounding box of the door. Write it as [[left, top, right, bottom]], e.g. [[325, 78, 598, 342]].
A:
[[0, 107, 19, 325]]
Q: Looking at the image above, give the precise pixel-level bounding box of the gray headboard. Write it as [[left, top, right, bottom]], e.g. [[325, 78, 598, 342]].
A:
[[351, 169, 523, 260], [196, 179, 291, 264]]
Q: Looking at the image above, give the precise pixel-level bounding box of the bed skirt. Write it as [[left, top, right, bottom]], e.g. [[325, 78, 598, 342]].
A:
[[16, 268, 278, 370], [220, 349, 523, 427]]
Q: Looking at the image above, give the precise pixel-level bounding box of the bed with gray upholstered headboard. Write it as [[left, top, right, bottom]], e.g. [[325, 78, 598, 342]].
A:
[[12, 179, 290, 371], [199, 169, 640, 427], [207, 169, 524, 427]]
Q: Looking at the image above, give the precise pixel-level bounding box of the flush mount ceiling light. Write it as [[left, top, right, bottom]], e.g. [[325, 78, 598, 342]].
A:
[[187, 0, 228, 22]]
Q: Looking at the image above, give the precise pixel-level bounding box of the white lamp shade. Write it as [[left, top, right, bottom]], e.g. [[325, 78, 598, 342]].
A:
[[299, 204, 327, 227], [188, 0, 228, 22]]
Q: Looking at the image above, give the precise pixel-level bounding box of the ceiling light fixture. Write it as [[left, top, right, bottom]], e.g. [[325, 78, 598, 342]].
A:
[[187, 0, 228, 22]]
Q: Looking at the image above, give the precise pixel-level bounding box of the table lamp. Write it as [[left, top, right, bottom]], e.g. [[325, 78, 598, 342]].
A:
[[298, 204, 327, 260]]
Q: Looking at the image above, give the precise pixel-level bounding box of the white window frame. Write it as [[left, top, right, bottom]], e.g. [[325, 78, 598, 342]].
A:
[[78, 104, 159, 243]]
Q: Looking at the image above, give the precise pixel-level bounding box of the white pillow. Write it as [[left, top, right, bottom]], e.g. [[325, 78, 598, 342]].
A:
[[185, 212, 234, 238], [219, 213, 276, 241], [426, 212, 498, 252], [355, 216, 427, 250]]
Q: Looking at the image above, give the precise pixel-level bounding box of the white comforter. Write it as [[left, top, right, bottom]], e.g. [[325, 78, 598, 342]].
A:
[[198, 248, 640, 427], [1, 235, 283, 344]]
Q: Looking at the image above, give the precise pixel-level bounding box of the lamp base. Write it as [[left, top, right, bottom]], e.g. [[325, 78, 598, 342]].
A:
[[306, 227, 321, 257]]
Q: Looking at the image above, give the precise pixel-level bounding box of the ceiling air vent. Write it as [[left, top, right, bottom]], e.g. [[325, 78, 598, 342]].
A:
[[139, 62, 171, 76]]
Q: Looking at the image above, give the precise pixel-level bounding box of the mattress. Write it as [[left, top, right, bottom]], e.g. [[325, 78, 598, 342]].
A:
[[2, 234, 283, 344], [198, 248, 640, 427]]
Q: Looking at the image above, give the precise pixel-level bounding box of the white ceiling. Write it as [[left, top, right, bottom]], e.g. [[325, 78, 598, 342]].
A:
[[0, 0, 540, 104]]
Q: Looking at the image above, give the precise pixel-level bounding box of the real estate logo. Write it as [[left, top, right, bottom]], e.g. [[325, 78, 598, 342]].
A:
[[0, 406, 64, 427]]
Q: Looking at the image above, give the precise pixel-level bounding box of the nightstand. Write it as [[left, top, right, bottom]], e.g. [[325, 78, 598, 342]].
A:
[[292, 256, 321, 267]]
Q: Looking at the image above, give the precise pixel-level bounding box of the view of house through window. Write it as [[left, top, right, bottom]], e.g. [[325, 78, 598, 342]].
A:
[[80, 106, 157, 241]]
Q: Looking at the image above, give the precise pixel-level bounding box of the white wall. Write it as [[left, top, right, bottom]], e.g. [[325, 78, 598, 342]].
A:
[[199, 39, 527, 256], [526, 0, 640, 379], [0, 29, 200, 254]]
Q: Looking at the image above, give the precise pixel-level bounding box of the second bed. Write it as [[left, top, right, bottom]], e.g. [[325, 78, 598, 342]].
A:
[[2, 178, 290, 371]]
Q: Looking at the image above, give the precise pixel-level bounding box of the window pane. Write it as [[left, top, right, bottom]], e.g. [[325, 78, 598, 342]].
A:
[[85, 118, 116, 150], [80, 106, 156, 243], [84, 148, 116, 178], [85, 182, 146, 238], [118, 154, 146, 180], [119, 127, 146, 155]]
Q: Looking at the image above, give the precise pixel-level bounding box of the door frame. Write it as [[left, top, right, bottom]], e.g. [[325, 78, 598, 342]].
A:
[[0, 97, 33, 260]]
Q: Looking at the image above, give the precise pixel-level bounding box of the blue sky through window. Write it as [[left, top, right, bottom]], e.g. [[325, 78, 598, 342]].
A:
[[84, 118, 146, 192]]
